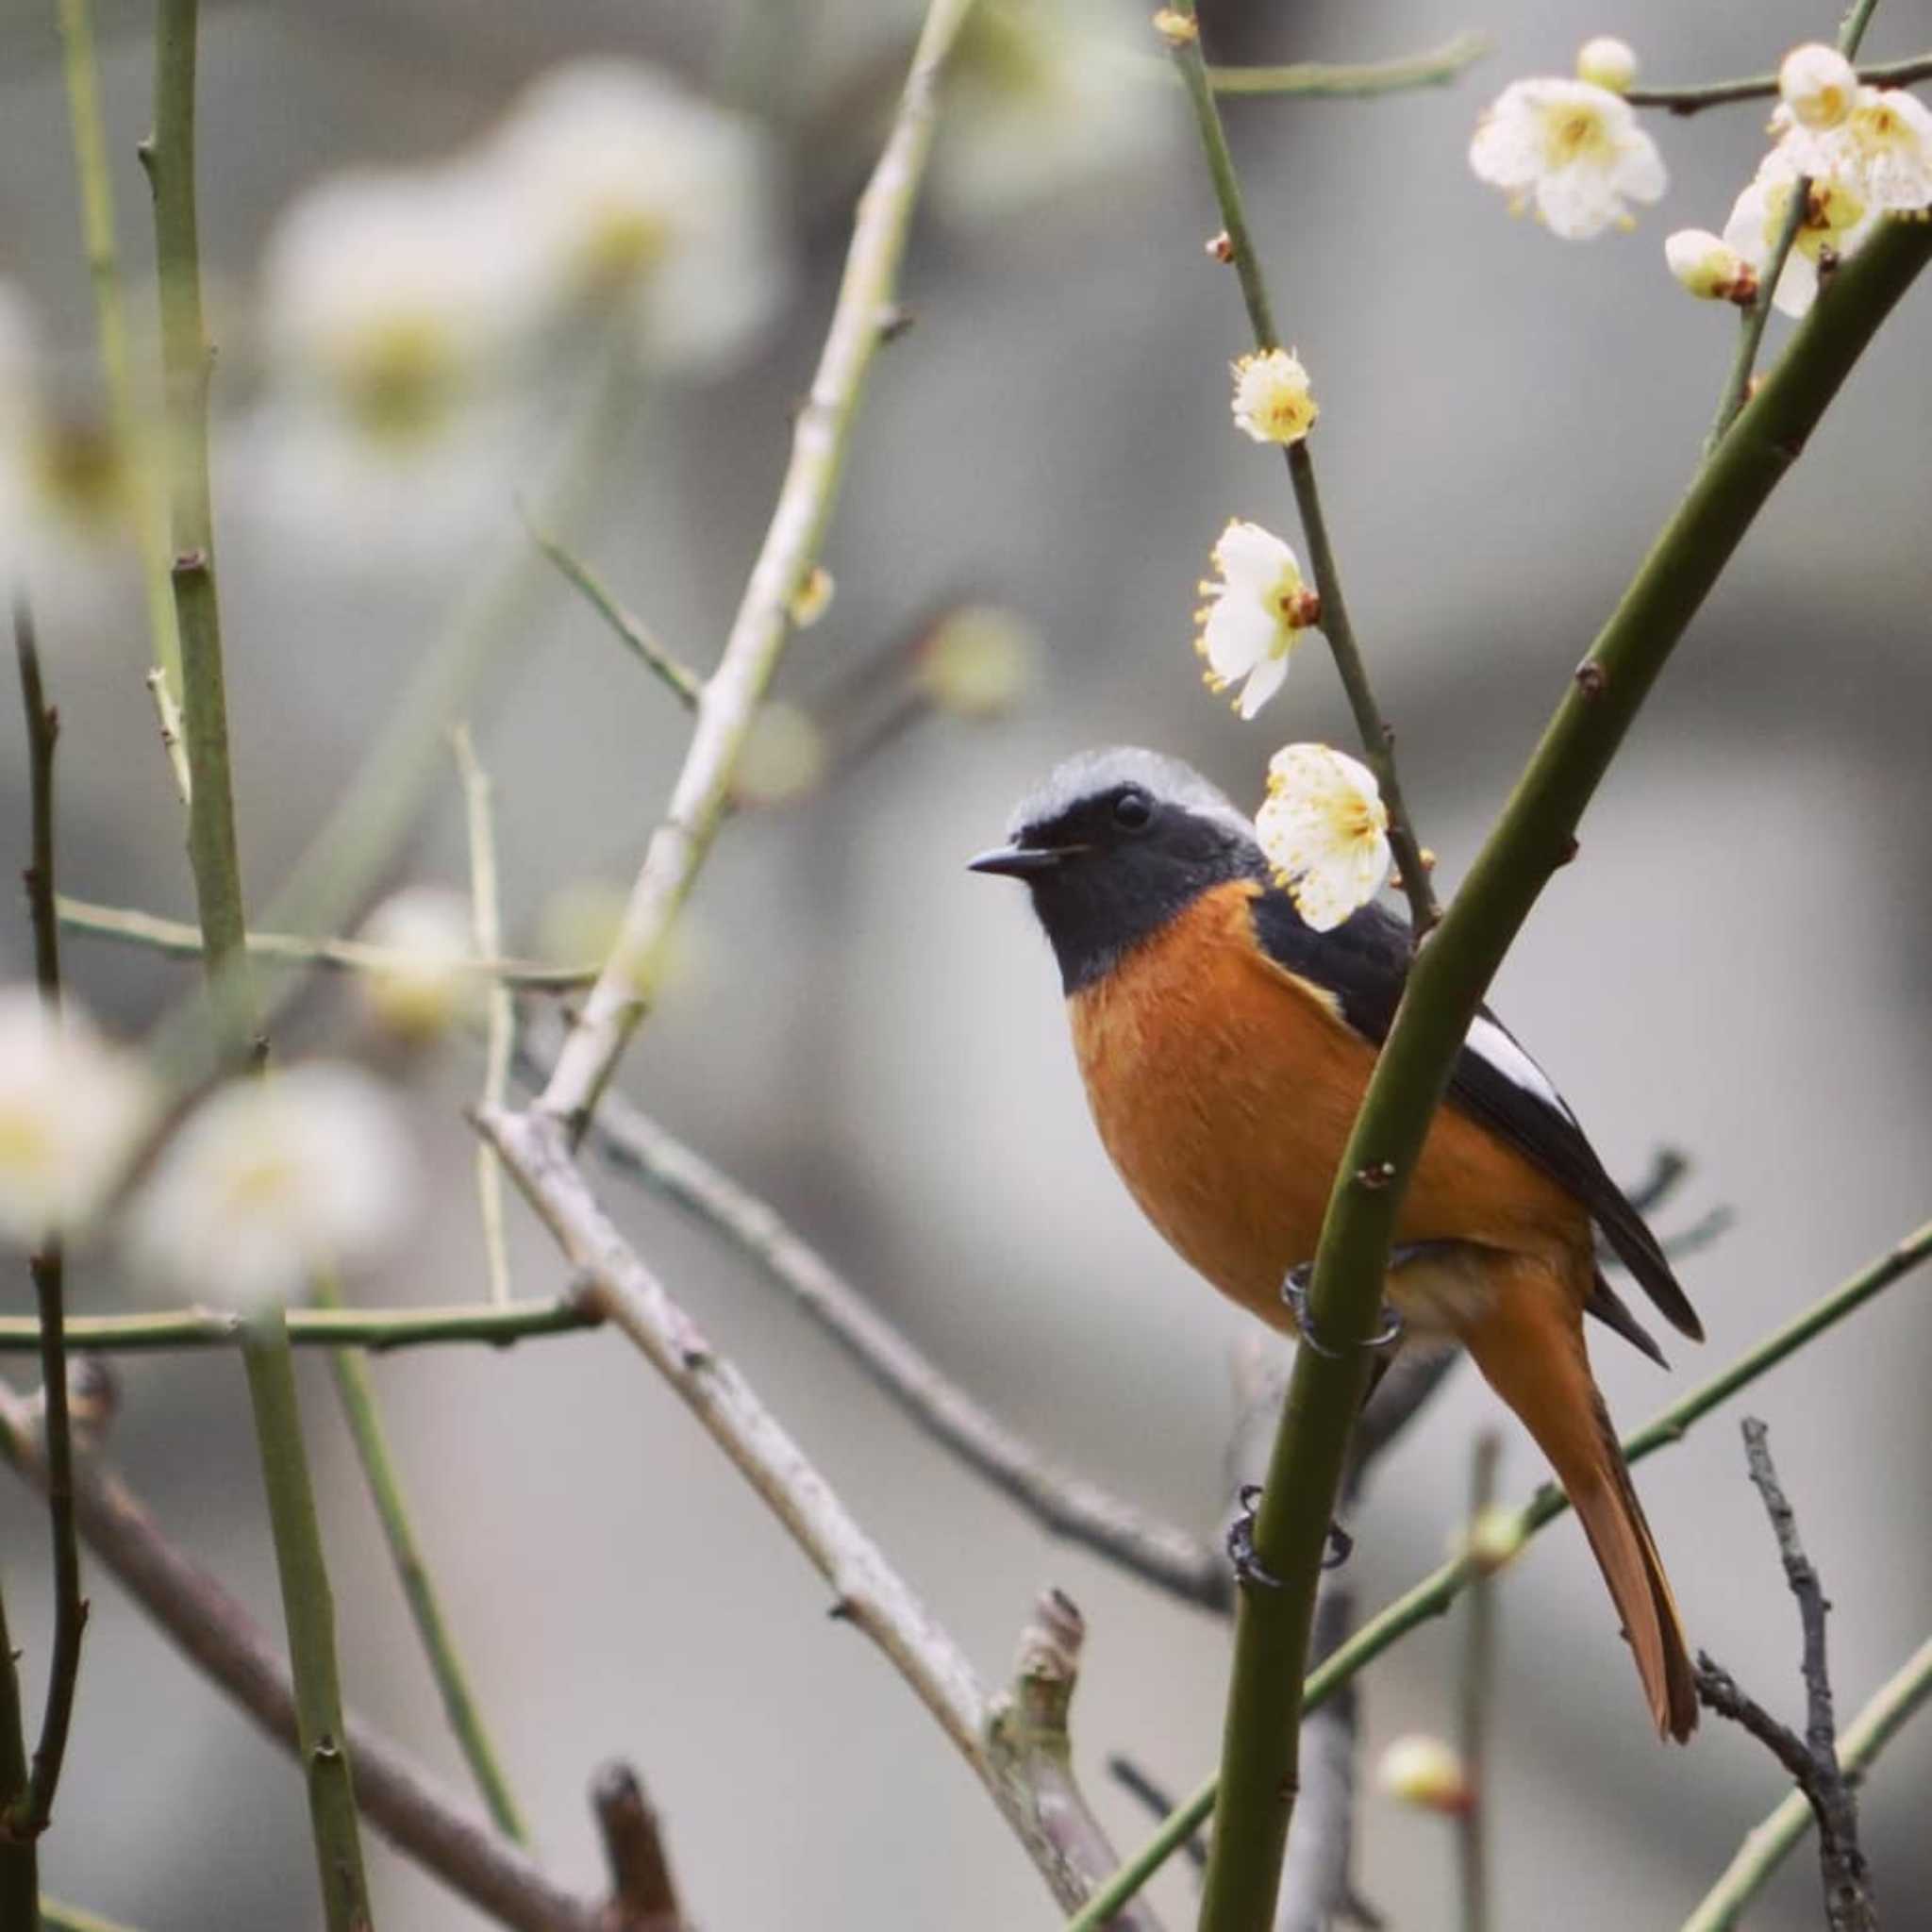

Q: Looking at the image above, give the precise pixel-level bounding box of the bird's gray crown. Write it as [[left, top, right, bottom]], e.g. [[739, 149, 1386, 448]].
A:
[[1008, 745, 1257, 850]]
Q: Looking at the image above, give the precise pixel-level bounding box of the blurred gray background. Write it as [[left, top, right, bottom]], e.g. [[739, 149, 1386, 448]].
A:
[[2, 0, 1930, 1926]]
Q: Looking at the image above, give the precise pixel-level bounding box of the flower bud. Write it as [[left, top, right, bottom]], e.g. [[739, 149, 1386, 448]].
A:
[[1665, 227, 1757, 303], [1465, 1504, 1527, 1574], [1377, 1735, 1473, 1815], [1779, 43, 1857, 130], [1575, 36, 1638, 94]]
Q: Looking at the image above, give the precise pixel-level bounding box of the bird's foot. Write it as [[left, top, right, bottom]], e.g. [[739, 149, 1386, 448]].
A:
[[1226, 1484, 1355, 1588], [1281, 1262, 1405, 1357]]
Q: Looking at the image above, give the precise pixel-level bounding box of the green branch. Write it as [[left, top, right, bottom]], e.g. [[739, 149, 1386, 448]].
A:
[[0, 1581, 36, 1920], [525, 517, 703, 708], [11, 607, 88, 1846], [1628, 49, 1932, 116], [1164, 8, 1440, 933], [1206, 30, 1489, 98], [1682, 1631, 1932, 1931], [242, 1308, 371, 1931], [1196, 209, 1932, 1932], [145, 0, 255, 1046], [311, 1269, 528, 1841], [56, 894, 595, 990], [1068, 1216, 1932, 1928], [55, 0, 185, 705], [0, 1297, 597, 1355]]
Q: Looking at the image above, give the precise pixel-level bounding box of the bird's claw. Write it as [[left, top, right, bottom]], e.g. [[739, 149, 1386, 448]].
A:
[[1281, 1263, 1405, 1357], [1226, 1483, 1356, 1586]]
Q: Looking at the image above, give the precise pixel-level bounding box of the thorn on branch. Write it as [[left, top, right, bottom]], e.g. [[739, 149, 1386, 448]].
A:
[[1693, 1420, 1876, 1932], [592, 1758, 684, 1932]]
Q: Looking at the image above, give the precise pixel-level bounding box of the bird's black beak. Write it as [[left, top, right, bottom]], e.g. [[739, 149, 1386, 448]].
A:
[[968, 842, 1071, 878]]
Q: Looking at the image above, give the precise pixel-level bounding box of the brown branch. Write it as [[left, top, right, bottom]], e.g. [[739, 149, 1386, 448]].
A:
[[591, 1761, 683, 1932], [523, 1025, 1229, 1611], [11, 597, 88, 1845], [987, 1591, 1167, 1932], [479, 1106, 1143, 1920], [1693, 1420, 1875, 1932], [0, 1381, 602, 1932]]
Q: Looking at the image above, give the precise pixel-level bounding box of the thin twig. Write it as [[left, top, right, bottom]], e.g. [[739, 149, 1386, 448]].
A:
[[0, 1579, 36, 1916], [544, 1036, 1229, 1610], [56, 0, 185, 704], [1456, 1434, 1501, 1932], [143, 668, 192, 804], [1163, 4, 1438, 936], [0, 1381, 602, 1932], [1065, 1215, 1932, 1929], [452, 725, 516, 1305], [310, 1269, 529, 1843], [1627, 50, 1932, 116], [592, 1761, 684, 1932], [146, 0, 256, 1049], [526, 517, 702, 708], [1684, 1632, 1932, 1932], [1704, 0, 1883, 456], [985, 1591, 1166, 1932], [58, 893, 596, 989], [1106, 1758, 1208, 1873], [1205, 31, 1490, 98], [479, 1105, 1136, 1920], [241, 1307, 372, 1930], [1691, 1420, 1874, 1931], [1191, 203, 1932, 1932], [12, 600, 88, 1846], [0, 1296, 600, 1354], [536, 0, 981, 1130]]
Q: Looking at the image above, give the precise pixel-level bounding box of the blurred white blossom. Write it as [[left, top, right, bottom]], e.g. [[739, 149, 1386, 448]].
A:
[[358, 886, 480, 1041], [1255, 743, 1391, 933], [1777, 44, 1858, 132], [0, 990, 154, 1247], [731, 700, 828, 808], [917, 606, 1035, 719], [1723, 150, 1874, 318], [933, 0, 1166, 220], [1664, 228, 1757, 303], [1229, 349, 1317, 447], [1574, 37, 1638, 95], [1469, 78, 1665, 239], [1193, 520, 1321, 721], [1377, 1734, 1473, 1814], [125, 1063, 414, 1309], [491, 59, 787, 372]]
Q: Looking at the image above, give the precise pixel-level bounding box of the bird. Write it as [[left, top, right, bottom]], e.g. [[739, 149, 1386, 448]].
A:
[[970, 746, 1702, 1741]]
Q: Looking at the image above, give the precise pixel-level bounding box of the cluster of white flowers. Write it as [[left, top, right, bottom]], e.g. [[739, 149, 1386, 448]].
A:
[[1672, 45, 1932, 319], [1188, 346, 1394, 931], [247, 58, 786, 556], [0, 983, 415, 1311]]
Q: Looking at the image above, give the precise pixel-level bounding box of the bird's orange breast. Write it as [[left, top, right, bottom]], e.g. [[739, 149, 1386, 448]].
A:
[[1067, 880, 1589, 1336]]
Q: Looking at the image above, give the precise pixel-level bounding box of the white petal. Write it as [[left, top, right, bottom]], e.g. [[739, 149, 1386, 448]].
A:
[[1236, 649, 1291, 719], [1469, 86, 1542, 189], [1200, 594, 1277, 680], [1610, 128, 1668, 205], [1212, 519, 1297, 596]]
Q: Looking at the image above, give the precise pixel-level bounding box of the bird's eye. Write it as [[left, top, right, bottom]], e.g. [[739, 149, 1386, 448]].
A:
[[1111, 789, 1154, 832]]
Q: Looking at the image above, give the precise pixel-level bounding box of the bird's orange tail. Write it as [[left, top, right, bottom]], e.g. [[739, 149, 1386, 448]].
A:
[[1462, 1263, 1698, 1742]]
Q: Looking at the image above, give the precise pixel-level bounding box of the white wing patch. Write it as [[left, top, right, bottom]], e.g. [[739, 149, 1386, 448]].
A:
[[1467, 1016, 1574, 1122]]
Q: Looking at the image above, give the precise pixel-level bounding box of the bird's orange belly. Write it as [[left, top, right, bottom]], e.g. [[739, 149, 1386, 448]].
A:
[[1068, 883, 1586, 1339]]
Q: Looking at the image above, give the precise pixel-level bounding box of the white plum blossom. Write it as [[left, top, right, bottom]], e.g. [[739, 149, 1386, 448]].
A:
[[933, 0, 1167, 219], [125, 1063, 415, 1309], [1377, 1735, 1473, 1814], [1254, 744, 1391, 933], [1193, 520, 1321, 720], [491, 59, 786, 373], [248, 160, 548, 556], [1723, 149, 1874, 317], [1574, 36, 1638, 95], [1664, 227, 1757, 303], [1777, 85, 1932, 212], [1469, 77, 1666, 239], [0, 990, 154, 1246], [1229, 349, 1317, 446], [358, 887, 479, 1041], [1778, 44, 1858, 131]]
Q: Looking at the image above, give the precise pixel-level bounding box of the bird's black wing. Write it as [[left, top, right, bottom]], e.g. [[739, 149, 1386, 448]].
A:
[[1247, 888, 1703, 1352]]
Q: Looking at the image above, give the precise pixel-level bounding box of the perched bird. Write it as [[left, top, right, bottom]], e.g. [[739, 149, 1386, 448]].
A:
[[971, 747, 1701, 1740]]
